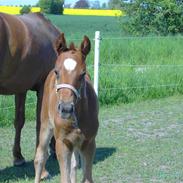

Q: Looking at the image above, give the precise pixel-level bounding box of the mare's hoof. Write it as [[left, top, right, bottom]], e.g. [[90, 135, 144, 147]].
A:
[[41, 170, 51, 180], [13, 158, 26, 166]]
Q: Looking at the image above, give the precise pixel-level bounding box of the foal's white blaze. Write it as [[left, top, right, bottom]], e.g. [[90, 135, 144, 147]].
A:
[[64, 58, 77, 71]]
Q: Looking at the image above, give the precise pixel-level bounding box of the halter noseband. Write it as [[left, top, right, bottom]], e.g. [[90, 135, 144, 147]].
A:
[[56, 83, 81, 100], [56, 83, 81, 128]]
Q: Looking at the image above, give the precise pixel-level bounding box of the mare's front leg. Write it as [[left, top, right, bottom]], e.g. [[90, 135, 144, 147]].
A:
[[36, 87, 44, 147], [13, 92, 27, 166], [56, 138, 73, 183]]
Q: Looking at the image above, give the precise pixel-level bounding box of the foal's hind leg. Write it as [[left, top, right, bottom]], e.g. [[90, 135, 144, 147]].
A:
[[13, 92, 27, 166]]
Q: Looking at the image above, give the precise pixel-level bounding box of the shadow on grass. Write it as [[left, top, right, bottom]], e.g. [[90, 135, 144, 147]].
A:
[[94, 147, 116, 164], [0, 147, 116, 182], [0, 155, 59, 182]]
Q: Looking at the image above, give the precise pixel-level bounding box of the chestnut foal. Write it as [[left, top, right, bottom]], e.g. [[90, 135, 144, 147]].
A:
[[34, 33, 99, 183]]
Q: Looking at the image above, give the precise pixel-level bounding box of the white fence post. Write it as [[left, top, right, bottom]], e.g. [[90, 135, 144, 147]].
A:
[[94, 31, 100, 96]]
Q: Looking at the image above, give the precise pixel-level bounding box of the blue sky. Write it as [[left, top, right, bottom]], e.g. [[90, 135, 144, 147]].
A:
[[0, 0, 109, 6]]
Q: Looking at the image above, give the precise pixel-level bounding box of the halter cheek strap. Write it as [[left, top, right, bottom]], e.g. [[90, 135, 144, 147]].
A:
[[56, 83, 81, 100]]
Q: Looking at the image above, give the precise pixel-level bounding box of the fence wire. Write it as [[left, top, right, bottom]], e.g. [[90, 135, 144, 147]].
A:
[[102, 35, 183, 40], [0, 64, 183, 110], [100, 83, 181, 91], [0, 35, 183, 110], [100, 64, 183, 67]]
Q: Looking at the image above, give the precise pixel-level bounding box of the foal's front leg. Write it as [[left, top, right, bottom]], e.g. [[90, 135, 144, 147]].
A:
[[70, 151, 79, 183], [56, 139, 73, 183], [81, 140, 96, 183], [36, 85, 56, 156], [34, 122, 53, 183]]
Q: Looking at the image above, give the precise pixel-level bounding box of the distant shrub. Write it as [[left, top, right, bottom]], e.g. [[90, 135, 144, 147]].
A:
[[74, 0, 90, 9], [122, 0, 183, 36], [20, 5, 31, 14], [38, 0, 64, 14]]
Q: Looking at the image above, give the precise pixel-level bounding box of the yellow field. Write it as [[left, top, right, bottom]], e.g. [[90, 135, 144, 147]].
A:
[[64, 8, 123, 16], [0, 6, 40, 15], [0, 6, 123, 16]]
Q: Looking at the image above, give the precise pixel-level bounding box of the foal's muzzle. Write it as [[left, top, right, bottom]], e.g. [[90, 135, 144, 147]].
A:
[[58, 101, 74, 120]]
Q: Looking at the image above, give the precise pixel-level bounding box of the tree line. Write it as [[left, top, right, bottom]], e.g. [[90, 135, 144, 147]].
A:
[[20, 0, 119, 15], [20, 0, 183, 36]]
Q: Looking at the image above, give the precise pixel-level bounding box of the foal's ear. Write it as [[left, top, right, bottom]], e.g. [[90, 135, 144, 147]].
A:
[[80, 35, 91, 57], [55, 33, 67, 55]]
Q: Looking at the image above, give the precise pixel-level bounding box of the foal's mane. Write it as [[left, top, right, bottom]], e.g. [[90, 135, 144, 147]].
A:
[[69, 42, 76, 51]]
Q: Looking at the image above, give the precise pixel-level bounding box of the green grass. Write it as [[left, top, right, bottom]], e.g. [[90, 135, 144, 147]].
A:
[[1, 96, 183, 182], [1, 15, 183, 126], [0, 92, 36, 127], [47, 15, 123, 39], [46, 15, 183, 104], [1, 15, 183, 183]]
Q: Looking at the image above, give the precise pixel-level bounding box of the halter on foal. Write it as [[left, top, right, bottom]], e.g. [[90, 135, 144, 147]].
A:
[[34, 33, 99, 183]]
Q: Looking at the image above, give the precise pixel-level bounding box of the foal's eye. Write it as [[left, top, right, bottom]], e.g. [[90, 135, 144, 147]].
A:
[[54, 69, 59, 79], [80, 71, 86, 80]]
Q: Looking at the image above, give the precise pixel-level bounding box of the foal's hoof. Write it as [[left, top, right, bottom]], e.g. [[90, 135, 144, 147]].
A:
[[13, 158, 26, 166], [41, 170, 51, 180]]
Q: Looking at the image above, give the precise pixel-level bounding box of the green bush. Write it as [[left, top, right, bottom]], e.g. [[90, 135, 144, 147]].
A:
[[122, 0, 183, 36], [39, 0, 64, 14], [20, 5, 31, 14]]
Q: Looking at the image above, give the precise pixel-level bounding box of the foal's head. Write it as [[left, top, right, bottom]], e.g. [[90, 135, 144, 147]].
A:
[[54, 33, 91, 120]]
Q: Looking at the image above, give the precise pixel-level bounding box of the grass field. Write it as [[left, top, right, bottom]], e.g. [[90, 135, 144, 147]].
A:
[[1, 96, 183, 182], [1, 14, 183, 183], [1, 15, 183, 126], [48, 15, 183, 105]]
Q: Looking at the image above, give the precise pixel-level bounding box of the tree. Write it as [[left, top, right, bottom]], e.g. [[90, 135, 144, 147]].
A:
[[101, 2, 108, 9], [20, 5, 31, 14], [39, 0, 52, 13], [121, 0, 183, 36], [108, 0, 122, 9], [74, 0, 89, 9], [50, 0, 64, 14], [38, 0, 64, 14]]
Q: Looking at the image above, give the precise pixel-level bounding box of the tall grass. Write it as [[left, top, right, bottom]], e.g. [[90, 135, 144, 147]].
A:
[[1, 15, 183, 126], [98, 36, 183, 104]]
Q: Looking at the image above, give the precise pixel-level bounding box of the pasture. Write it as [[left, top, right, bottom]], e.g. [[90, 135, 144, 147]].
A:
[[1, 15, 183, 182], [1, 96, 183, 182], [50, 15, 183, 104]]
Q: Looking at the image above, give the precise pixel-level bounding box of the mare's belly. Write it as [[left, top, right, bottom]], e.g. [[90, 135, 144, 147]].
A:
[[0, 73, 37, 94]]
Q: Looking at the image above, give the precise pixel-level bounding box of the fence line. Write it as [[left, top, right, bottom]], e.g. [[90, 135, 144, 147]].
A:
[[100, 84, 181, 91], [99, 64, 183, 67], [63, 34, 183, 42], [0, 84, 181, 111], [0, 102, 36, 110], [101, 36, 183, 40], [1, 32, 183, 111]]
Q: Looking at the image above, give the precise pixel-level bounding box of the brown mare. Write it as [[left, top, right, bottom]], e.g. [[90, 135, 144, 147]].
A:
[[0, 12, 60, 166], [34, 33, 99, 183]]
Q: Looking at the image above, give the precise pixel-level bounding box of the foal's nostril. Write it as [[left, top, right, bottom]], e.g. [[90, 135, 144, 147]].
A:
[[63, 103, 73, 113], [58, 102, 74, 119]]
